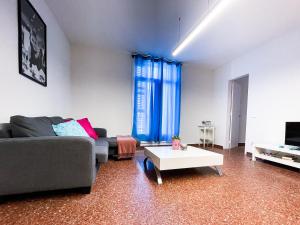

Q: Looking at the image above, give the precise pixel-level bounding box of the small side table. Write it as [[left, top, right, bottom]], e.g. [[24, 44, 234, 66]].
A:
[[198, 126, 215, 148]]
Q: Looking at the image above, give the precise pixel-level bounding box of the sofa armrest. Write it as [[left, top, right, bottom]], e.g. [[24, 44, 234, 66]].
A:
[[0, 136, 96, 196], [94, 128, 107, 138]]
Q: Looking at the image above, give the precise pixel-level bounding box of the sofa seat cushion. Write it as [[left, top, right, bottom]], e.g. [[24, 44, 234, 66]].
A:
[[95, 139, 109, 147], [10, 116, 64, 138], [95, 139, 109, 163], [101, 137, 118, 148]]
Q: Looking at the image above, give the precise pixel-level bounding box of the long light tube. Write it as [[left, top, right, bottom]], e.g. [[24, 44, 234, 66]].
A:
[[172, 0, 235, 57]]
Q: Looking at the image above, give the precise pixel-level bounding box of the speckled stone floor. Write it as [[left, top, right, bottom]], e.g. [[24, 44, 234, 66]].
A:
[[0, 147, 299, 225]]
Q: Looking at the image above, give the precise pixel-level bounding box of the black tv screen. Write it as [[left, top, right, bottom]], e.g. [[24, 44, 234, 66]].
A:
[[285, 122, 300, 147]]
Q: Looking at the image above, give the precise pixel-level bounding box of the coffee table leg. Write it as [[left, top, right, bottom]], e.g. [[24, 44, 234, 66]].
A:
[[154, 167, 163, 185], [215, 166, 223, 176], [143, 157, 148, 170]]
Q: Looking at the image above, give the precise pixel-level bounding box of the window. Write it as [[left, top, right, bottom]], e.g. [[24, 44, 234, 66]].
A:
[[132, 55, 181, 142]]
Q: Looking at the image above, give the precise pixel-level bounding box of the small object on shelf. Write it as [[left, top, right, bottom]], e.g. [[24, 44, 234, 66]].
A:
[[282, 156, 294, 161], [202, 121, 212, 126], [180, 143, 188, 151], [172, 136, 181, 150], [289, 146, 300, 151]]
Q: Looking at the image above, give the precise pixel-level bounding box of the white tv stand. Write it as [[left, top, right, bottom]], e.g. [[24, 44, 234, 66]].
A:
[[252, 144, 300, 169]]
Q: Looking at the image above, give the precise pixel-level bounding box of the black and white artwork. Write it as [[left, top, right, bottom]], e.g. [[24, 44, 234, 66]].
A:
[[18, 0, 47, 87]]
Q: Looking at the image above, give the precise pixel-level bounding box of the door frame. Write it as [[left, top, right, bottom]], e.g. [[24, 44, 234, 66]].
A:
[[225, 74, 249, 150]]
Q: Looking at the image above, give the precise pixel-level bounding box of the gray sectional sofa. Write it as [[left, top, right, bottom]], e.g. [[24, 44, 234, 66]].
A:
[[0, 116, 109, 196]]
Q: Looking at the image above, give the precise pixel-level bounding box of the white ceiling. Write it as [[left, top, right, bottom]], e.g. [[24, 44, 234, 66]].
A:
[[45, 0, 300, 68], [45, 0, 158, 53]]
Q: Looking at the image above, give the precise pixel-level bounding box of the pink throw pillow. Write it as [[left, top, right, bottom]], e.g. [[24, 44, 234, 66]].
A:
[[77, 118, 99, 140]]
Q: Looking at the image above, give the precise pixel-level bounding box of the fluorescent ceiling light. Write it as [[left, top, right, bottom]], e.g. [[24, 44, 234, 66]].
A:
[[172, 0, 235, 57]]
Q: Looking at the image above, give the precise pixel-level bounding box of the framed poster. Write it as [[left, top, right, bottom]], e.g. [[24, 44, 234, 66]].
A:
[[18, 0, 47, 87]]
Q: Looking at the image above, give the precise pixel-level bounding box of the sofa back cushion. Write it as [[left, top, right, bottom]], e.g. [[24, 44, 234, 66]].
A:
[[10, 116, 64, 137], [0, 123, 12, 138]]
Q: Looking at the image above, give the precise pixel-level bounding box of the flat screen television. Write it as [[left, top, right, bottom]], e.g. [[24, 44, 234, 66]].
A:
[[285, 122, 300, 147]]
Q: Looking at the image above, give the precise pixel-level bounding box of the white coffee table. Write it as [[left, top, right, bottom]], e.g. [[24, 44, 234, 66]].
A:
[[144, 146, 223, 184]]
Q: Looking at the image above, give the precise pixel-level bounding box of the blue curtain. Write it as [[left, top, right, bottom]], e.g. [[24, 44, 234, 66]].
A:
[[132, 55, 181, 142]]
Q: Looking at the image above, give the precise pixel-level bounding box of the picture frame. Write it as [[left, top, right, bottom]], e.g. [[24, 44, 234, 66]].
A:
[[18, 0, 47, 87]]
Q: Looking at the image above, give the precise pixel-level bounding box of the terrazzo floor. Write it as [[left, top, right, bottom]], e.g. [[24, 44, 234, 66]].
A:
[[0, 147, 299, 225]]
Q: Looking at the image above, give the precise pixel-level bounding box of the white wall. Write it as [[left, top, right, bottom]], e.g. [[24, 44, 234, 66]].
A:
[[71, 45, 132, 137], [71, 46, 214, 141], [0, 0, 71, 122], [213, 29, 300, 152], [181, 64, 213, 144]]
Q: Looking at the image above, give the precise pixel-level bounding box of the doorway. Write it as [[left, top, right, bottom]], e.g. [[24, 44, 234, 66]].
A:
[[227, 75, 249, 151]]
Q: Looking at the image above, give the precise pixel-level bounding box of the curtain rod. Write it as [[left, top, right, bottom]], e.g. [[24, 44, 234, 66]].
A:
[[131, 52, 182, 65]]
